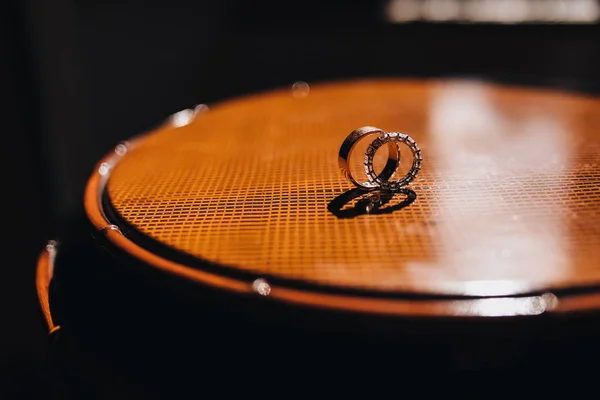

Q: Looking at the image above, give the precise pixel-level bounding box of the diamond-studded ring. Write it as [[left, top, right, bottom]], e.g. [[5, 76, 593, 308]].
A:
[[338, 126, 402, 190], [364, 132, 422, 191]]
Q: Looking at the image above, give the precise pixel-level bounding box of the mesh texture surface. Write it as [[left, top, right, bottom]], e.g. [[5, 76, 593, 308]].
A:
[[106, 79, 600, 296]]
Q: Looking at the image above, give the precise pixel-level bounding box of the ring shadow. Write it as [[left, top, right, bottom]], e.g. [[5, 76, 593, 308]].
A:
[[327, 187, 417, 219]]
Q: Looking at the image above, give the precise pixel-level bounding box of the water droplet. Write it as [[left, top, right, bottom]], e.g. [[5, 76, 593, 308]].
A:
[[114, 143, 127, 156], [194, 104, 209, 114], [45, 240, 57, 252], [102, 225, 121, 234], [171, 109, 195, 127], [541, 293, 559, 310], [252, 278, 271, 296], [98, 162, 110, 176], [292, 81, 310, 98]]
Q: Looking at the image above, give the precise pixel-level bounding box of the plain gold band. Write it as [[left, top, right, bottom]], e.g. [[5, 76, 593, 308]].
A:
[[338, 126, 400, 190]]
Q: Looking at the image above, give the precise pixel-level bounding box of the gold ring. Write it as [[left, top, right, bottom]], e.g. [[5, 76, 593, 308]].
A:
[[338, 126, 400, 190]]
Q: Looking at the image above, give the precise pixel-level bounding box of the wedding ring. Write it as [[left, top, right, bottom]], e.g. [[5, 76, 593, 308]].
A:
[[364, 132, 422, 191], [338, 126, 401, 190]]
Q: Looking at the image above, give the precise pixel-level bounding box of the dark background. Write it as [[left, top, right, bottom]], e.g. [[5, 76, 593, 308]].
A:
[[2, 0, 600, 396]]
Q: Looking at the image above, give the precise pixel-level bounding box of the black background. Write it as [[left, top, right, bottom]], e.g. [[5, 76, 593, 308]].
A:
[[2, 0, 600, 396]]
